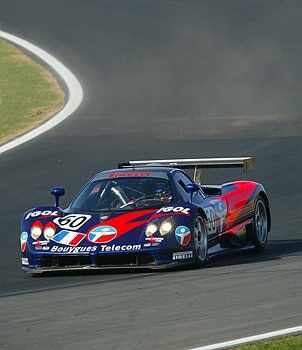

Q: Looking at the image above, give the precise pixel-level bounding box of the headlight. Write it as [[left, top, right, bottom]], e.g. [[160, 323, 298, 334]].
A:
[[159, 217, 174, 236], [43, 223, 56, 240], [30, 221, 42, 239], [145, 223, 158, 237]]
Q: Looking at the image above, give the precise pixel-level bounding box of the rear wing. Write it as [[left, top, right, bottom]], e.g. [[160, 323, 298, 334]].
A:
[[118, 157, 254, 184]]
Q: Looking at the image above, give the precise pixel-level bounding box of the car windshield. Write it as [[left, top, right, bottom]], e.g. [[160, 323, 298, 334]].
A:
[[71, 177, 173, 212]]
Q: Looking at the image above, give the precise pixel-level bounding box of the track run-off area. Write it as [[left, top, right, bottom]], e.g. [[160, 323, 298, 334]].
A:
[[0, 1, 301, 349]]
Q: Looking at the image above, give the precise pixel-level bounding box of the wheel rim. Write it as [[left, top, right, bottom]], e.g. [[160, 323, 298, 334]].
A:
[[194, 217, 207, 261], [255, 200, 268, 244]]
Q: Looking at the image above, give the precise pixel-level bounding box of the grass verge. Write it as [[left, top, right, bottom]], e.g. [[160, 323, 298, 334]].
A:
[[234, 334, 302, 349], [0, 38, 65, 144]]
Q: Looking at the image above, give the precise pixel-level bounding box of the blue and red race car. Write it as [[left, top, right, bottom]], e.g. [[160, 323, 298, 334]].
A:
[[20, 157, 271, 273]]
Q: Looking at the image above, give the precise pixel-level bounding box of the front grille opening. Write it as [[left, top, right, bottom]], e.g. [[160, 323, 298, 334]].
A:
[[40, 255, 91, 268], [40, 253, 155, 268], [97, 253, 154, 266]]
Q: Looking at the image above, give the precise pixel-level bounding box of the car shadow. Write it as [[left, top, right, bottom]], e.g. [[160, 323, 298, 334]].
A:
[[32, 267, 153, 278], [203, 238, 302, 269], [36, 239, 302, 278]]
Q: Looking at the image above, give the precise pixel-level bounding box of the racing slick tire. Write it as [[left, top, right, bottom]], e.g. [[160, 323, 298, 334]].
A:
[[193, 215, 208, 265], [252, 196, 269, 251]]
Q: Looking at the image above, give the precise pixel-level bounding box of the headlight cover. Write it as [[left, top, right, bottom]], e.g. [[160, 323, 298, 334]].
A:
[[30, 220, 43, 240], [43, 222, 56, 240], [159, 217, 174, 236], [145, 222, 158, 237]]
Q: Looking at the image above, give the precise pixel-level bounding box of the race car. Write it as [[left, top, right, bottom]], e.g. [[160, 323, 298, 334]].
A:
[[20, 157, 271, 273]]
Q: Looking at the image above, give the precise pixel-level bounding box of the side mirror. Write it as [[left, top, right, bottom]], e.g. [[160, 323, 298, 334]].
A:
[[186, 183, 200, 202], [51, 187, 65, 207]]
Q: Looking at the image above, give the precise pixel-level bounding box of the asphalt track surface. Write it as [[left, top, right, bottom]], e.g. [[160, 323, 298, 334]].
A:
[[0, 1, 301, 349]]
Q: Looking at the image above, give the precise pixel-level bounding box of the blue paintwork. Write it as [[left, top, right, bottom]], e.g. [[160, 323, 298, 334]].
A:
[[51, 187, 65, 207], [186, 183, 200, 202]]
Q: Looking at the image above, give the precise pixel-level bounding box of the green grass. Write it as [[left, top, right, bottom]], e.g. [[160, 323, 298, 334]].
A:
[[235, 335, 302, 349], [0, 38, 64, 144]]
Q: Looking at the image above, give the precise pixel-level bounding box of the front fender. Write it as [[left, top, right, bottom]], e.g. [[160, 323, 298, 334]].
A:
[[143, 202, 201, 252]]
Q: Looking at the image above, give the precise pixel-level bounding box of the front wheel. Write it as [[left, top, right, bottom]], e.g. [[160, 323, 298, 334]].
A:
[[193, 216, 208, 265], [252, 196, 269, 251]]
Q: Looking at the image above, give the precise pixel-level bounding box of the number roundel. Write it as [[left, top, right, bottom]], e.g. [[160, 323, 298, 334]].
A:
[[204, 206, 216, 234], [53, 214, 91, 231]]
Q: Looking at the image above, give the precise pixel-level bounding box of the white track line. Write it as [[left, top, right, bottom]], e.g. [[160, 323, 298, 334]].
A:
[[0, 30, 83, 155], [189, 325, 302, 350]]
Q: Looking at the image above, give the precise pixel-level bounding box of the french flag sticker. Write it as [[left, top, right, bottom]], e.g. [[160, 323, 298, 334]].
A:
[[51, 230, 85, 247]]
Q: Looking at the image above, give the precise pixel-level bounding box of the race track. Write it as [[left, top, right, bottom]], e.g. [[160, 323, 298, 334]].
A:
[[0, 1, 301, 349]]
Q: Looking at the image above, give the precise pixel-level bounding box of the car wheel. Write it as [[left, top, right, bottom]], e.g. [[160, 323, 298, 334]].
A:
[[253, 196, 269, 251], [193, 215, 208, 265]]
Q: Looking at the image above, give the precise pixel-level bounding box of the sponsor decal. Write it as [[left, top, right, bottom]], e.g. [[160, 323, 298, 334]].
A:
[[145, 237, 164, 243], [20, 231, 28, 252], [32, 239, 51, 251], [32, 240, 49, 246], [210, 200, 227, 233], [53, 214, 91, 231], [175, 226, 191, 246], [25, 210, 59, 220], [143, 236, 164, 247], [156, 206, 190, 215], [51, 230, 86, 246], [99, 244, 141, 252], [87, 225, 117, 244], [173, 251, 193, 260], [21, 257, 29, 265], [108, 172, 151, 178], [35, 245, 50, 251], [51, 245, 97, 253]]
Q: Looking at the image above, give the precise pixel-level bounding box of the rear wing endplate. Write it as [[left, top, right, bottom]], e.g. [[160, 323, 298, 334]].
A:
[[118, 157, 255, 184]]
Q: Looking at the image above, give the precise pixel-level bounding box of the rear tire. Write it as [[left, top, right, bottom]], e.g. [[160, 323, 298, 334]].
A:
[[252, 196, 269, 251], [193, 216, 208, 265]]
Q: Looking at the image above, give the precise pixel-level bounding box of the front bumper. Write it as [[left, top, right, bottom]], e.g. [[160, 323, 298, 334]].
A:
[[22, 250, 194, 273], [22, 262, 189, 274]]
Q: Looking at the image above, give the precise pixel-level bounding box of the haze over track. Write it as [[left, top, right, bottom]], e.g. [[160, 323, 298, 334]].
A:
[[0, 1, 301, 349]]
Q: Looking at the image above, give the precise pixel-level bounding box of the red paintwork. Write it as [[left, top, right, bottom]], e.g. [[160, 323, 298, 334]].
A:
[[31, 220, 43, 229], [220, 181, 258, 230], [21, 241, 26, 252], [44, 222, 55, 229], [224, 218, 253, 235], [86, 209, 155, 239]]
